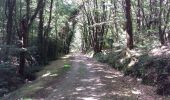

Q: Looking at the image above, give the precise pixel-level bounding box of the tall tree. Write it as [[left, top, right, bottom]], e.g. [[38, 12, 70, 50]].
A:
[[82, 0, 108, 54], [43, 0, 54, 64], [5, 0, 16, 45], [125, 0, 133, 49], [158, 0, 165, 45], [38, 0, 45, 64], [18, 0, 44, 75], [137, 0, 141, 32]]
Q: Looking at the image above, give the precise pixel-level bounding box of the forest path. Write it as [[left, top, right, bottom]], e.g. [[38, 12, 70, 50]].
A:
[[3, 53, 164, 100], [32, 53, 162, 100]]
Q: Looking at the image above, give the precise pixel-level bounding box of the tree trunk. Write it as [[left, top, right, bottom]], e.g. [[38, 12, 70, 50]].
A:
[[137, 0, 141, 31], [43, 0, 53, 64], [38, 0, 44, 64], [18, 0, 44, 75], [159, 0, 165, 45], [125, 0, 133, 49], [5, 0, 16, 45]]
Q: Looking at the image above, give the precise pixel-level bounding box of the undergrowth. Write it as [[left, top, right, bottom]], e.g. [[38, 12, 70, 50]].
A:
[[94, 47, 170, 96]]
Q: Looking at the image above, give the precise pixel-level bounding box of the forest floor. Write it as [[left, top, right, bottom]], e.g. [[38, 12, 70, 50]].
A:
[[2, 53, 169, 100]]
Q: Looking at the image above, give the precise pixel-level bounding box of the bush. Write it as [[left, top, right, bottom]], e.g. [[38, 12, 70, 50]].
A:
[[94, 48, 170, 95], [94, 49, 131, 71]]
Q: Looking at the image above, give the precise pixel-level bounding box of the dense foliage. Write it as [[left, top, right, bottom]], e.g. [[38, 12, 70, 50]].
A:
[[0, 0, 78, 96], [0, 0, 170, 97]]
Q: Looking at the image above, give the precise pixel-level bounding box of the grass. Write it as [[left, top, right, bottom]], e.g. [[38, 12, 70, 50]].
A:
[[2, 55, 72, 100]]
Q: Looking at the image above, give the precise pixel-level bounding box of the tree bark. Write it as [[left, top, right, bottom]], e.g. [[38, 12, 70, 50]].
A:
[[38, 0, 44, 64], [125, 0, 133, 49], [43, 0, 54, 64], [159, 0, 165, 45], [137, 0, 141, 31], [5, 0, 16, 45]]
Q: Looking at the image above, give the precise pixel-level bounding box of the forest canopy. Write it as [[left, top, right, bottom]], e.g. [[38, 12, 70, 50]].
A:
[[0, 0, 170, 98]]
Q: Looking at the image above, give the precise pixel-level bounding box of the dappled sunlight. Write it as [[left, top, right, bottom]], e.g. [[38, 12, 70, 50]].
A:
[[58, 53, 138, 99], [17, 53, 153, 100], [104, 75, 119, 79], [93, 67, 104, 70], [87, 63, 93, 66], [111, 90, 132, 97], [111, 80, 117, 83], [131, 90, 141, 95], [53, 89, 58, 92], [86, 86, 97, 90], [49, 74, 58, 77], [41, 71, 58, 78], [93, 64, 105, 67], [72, 91, 79, 95], [77, 97, 98, 100], [34, 86, 44, 90], [102, 70, 113, 74], [81, 77, 100, 83], [95, 83, 105, 86], [68, 54, 140, 99], [1, 0, 170, 98], [46, 86, 53, 91], [70, 59, 84, 63], [76, 87, 86, 91], [42, 71, 51, 78], [61, 54, 72, 59], [114, 72, 124, 76], [89, 70, 96, 73]]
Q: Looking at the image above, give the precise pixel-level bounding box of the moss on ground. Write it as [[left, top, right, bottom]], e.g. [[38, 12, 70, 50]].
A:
[[2, 55, 71, 100]]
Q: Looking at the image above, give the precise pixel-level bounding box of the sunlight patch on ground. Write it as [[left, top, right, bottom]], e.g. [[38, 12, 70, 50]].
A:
[[112, 80, 117, 83], [86, 86, 96, 90], [42, 71, 51, 78], [104, 75, 118, 78], [87, 63, 93, 66], [111, 91, 131, 97], [2, 57, 71, 99], [93, 67, 104, 70], [76, 87, 86, 91], [93, 64, 105, 67], [49, 74, 58, 77], [53, 89, 58, 92], [72, 92, 79, 95], [95, 83, 105, 86], [46, 87, 53, 90], [41, 71, 58, 78], [70, 59, 83, 63], [90, 70, 96, 73], [80, 77, 101, 83], [61, 54, 72, 59], [85, 51, 94, 58], [77, 97, 98, 100], [114, 72, 124, 76], [81, 78, 98, 82], [34, 86, 44, 90], [131, 88, 142, 95]]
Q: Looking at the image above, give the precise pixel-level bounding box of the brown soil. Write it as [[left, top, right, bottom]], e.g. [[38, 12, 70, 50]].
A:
[[3, 53, 168, 100]]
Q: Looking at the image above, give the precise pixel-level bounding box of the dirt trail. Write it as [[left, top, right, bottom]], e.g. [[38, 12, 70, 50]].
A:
[[29, 53, 163, 100], [4, 53, 165, 100]]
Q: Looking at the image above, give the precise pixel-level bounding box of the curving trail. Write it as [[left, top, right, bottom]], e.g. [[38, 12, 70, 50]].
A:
[[32, 53, 162, 100], [4, 53, 164, 100]]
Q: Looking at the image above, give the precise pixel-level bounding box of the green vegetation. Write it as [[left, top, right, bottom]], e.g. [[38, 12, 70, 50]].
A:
[[0, 0, 170, 98], [94, 47, 170, 95], [1, 55, 71, 99]]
